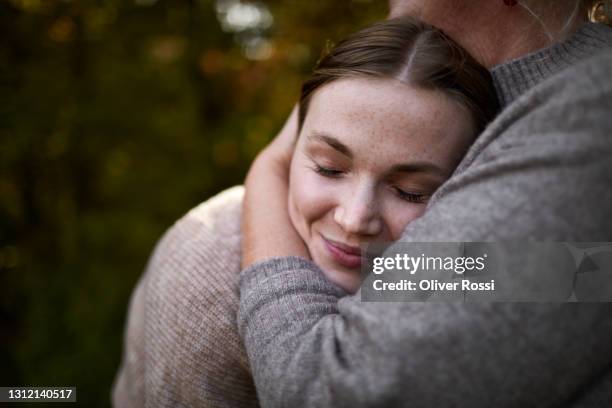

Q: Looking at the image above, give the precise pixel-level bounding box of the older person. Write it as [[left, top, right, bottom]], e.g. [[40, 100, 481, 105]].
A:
[[239, 0, 612, 407]]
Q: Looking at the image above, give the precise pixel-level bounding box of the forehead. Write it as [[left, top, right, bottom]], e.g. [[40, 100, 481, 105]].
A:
[[301, 77, 473, 166], [388, 0, 421, 18]]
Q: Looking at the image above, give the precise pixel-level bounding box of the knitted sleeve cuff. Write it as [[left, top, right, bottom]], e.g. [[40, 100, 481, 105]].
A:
[[239, 256, 324, 290]]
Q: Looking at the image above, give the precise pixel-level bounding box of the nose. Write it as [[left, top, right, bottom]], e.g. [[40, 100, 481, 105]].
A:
[[334, 183, 383, 236]]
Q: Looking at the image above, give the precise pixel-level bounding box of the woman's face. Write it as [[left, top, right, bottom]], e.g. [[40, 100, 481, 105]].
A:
[[288, 77, 475, 292]]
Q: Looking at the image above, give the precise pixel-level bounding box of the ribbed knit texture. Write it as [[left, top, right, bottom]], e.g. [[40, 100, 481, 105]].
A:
[[491, 23, 612, 107]]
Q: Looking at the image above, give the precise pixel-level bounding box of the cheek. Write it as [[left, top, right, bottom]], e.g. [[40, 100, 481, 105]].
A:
[[288, 161, 336, 241]]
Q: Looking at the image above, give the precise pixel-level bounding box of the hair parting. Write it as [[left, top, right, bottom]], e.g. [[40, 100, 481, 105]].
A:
[[297, 17, 500, 138]]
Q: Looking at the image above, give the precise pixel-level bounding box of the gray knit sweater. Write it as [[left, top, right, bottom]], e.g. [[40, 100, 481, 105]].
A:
[[238, 22, 612, 408]]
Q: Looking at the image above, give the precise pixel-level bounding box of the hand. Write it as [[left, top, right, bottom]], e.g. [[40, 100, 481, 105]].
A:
[[241, 106, 310, 268]]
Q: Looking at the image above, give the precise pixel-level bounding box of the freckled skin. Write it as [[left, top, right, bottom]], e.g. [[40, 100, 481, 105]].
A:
[[288, 77, 475, 293]]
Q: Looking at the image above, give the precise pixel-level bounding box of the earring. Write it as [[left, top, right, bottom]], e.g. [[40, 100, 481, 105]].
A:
[[503, 0, 518, 6], [589, 1, 610, 23]]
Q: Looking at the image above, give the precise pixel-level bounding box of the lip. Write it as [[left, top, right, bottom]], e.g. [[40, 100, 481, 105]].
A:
[[322, 236, 363, 269]]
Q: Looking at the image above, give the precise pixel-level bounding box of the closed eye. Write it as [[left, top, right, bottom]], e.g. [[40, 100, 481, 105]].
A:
[[313, 163, 344, 178], [393, 187, 429, 204]]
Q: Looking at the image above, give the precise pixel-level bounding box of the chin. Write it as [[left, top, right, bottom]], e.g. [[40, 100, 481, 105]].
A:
[[297, 225, 361, 293], [311, 241, 361, 293], [327, 269, 361, 294]]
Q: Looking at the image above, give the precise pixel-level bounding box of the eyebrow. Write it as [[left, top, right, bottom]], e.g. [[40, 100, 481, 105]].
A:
[[308, 132, 353, 159], [308, 131, 448, 178]]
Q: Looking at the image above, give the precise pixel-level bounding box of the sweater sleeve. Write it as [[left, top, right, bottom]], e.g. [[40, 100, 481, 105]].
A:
[[239, 261, 612, 407], [238, 54, 612, 407]]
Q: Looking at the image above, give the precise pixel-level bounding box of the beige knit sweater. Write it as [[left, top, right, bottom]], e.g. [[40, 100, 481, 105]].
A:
[[112, 186, 258, 407]]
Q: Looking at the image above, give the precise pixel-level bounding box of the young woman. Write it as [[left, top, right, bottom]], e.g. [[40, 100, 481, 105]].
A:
[[113, 16, 498, 407]]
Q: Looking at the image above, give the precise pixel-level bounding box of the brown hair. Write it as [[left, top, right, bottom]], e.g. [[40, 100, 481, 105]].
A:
[[298, 16, 499, 135]]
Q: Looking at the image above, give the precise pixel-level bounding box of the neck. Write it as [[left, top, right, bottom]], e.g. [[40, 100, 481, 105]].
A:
[[389, 1, 586, 67]]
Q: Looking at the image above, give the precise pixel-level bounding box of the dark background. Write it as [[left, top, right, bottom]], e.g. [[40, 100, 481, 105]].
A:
[[0, 0, 385, 406]]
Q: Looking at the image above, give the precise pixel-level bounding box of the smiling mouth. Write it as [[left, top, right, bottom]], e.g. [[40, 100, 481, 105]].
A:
[[322, 236, 363, 269]]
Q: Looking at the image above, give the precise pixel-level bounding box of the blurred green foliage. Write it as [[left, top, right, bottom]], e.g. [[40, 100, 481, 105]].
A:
[[0, 0, 385, 406]]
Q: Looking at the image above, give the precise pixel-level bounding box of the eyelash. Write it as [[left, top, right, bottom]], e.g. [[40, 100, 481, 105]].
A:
[[393, 187, 429, 204], [313, 163, 429, 204], [313, 163, 344, 178]]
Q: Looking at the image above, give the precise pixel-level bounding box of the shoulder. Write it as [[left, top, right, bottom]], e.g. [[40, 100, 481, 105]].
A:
[[123, 186, 252, 405], [494, 48, 612, 152], [515, 42, 612, 126], [413, 49, 612, 241], [147, 185, 244, 274], [143, 185, 244, 314], [531, 46, 612, 124], [183, 184, 245, 238], [462, 42, 612, 170]]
